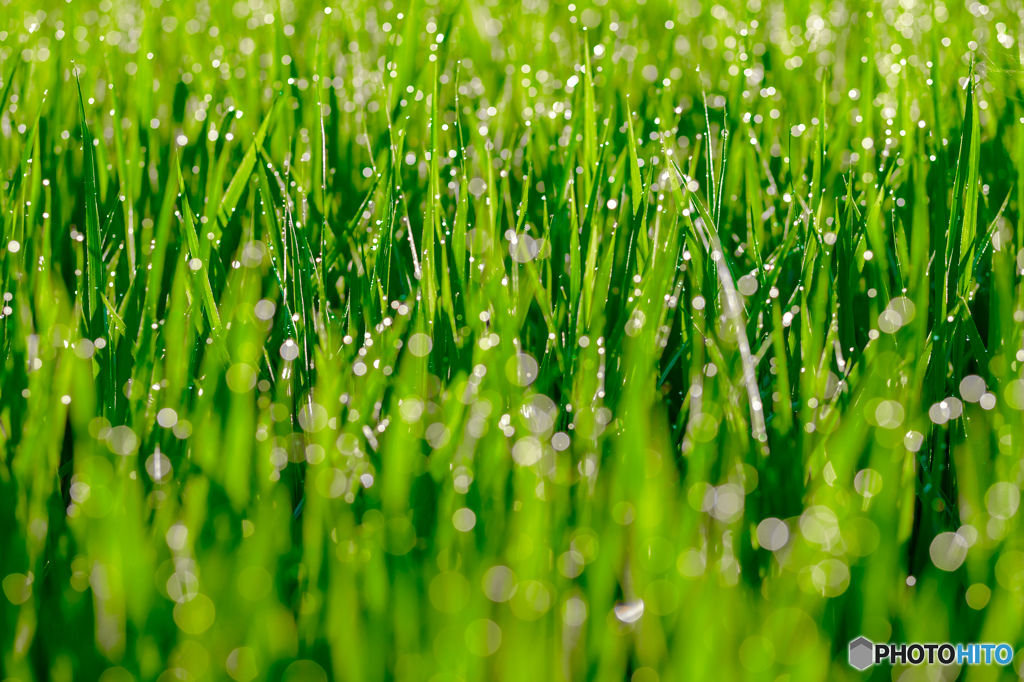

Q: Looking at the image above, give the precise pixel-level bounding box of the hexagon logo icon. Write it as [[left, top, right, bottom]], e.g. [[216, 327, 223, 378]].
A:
[[849, 636, 874, 671]]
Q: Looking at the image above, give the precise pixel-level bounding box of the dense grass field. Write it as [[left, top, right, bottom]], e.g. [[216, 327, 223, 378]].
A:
[[2, 0, 1024, 679]]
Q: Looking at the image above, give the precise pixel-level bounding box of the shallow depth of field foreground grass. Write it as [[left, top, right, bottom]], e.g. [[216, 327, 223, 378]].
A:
[[4, 0, 1024, 680]]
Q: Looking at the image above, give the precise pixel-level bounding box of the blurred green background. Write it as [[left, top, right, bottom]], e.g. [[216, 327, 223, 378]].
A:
[[2, 0, 1024, 680]]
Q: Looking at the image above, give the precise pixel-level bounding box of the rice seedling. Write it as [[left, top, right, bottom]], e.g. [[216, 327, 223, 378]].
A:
[[2, 1, 1024, 680]]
